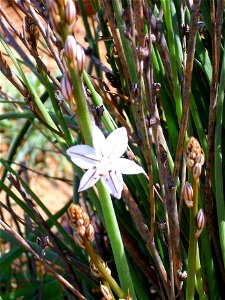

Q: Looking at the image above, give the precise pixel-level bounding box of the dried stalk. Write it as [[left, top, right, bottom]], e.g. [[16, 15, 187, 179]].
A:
[[102, 0, 132, 86], [7, 174, 80, 289], [122, 185, 171, 299]]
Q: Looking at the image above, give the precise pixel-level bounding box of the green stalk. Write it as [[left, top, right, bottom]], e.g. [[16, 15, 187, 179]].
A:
[[214, 40, 225, 268], [195, 245, 208, 299], [96, 181, 136, 299], [160, 0, 182, 123], [69, 68, 93, 146], [69, 62, 136, 300], [186, 178, 199, 299]]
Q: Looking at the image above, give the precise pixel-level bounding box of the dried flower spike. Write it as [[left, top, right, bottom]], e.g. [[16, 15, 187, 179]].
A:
[[68, 204, 95, 246], [183, 182, 193, 208], [185, 137, 205, 170]]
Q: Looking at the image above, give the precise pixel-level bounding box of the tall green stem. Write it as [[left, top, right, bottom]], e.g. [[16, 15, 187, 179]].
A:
[[96, 181, 136, 299], [69, 63, 136, 300]]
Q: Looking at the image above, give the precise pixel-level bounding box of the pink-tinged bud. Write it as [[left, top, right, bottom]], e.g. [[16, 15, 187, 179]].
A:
[[73, 233, 85, 249], [65, 0, 76, 32], [61, 74, 73, 102], [64, 35, 77, 66], [195, 208, 205, 238], [193, 163, 202, 181], [78, 225, 86, 237], [86, 224, 95, 241], [195, 153, 205, 165], [100, 284, 112, 300], [186, 158, 195, 169], [76, 43, 85, 74], [183, 182, 193, 208], [47, 1, 61, 33]]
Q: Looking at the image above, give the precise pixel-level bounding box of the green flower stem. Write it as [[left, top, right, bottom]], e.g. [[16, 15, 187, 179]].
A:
[[160, 0, 182, 123], [186, 178, 199, 299], [195, 245, 208, 300], [69, 64, 136, 300], [84, 238, 126, 298], [96, 180, 136, 299], [69, 68, 93, 146]]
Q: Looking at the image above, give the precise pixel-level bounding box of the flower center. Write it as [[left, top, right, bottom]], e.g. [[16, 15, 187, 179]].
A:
[[97, 157, 113, 177]]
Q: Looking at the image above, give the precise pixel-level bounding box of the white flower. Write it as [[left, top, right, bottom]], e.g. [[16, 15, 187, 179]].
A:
[[67, 126, 144, 199]]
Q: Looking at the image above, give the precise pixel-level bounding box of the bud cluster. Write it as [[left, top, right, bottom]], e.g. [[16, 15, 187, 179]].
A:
[[186, 137, 205, 180], [68, 204, 95, 248]]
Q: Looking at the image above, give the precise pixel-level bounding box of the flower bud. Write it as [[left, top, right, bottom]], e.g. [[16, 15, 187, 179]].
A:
[[195, 208, 205, 238], [183, 182, 193, 208], [73, 233, 85, 249], [100, 284, 112, 300], [195, 153, 205, 165], [86, 224, 95, 241], [76, 43, 85, 74], [64, 35, 77, 66], [65, 0, 76, 32], [61, 74, 73, 102], [78, 225, 86, 237], [47, 1, 61, 34], [193, 163, 202, 181]]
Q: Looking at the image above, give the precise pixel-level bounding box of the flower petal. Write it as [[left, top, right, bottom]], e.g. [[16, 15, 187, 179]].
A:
[[67, 145, 100, 169], [78, 168, 99, 191], [116, 158, 144, 174], [92, 125, 105, 156], [103, 127, 128, 159], [101, 171, 123, 199]]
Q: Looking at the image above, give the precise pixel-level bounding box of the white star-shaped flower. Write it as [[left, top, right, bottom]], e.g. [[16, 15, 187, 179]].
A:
[[67, 126, 144, 199]]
